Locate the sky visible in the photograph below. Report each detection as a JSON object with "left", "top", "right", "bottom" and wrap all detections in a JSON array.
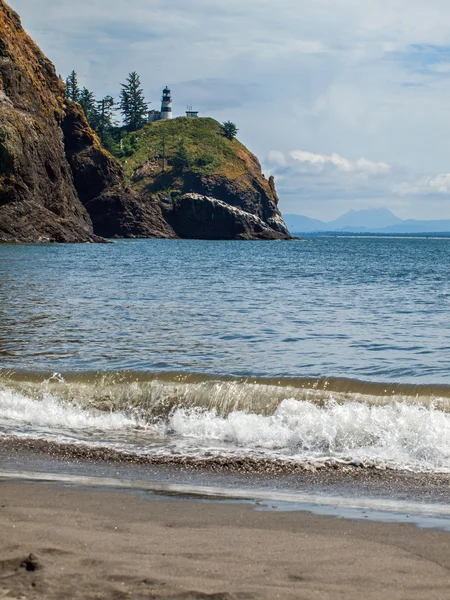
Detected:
[{"left": 9, "top": 0, "right": 450, "bottom": 220}]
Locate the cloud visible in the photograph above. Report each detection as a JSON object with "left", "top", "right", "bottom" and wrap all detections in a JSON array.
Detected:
[
  {"left": 394, "top": 174, "right": 450, "bottom": 195},
  {"left": 264, "top": 148, "right": 450, "bottom": 219},
  {"left": 289, "top": 150, "right": 391, "bottom": 175},
  {"left": 267, "top": 151, "right": 287, "bottom": 167}
]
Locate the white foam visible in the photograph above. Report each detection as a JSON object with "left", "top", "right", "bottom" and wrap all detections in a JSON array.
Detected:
[
  {"left": 1, "top": 385, "right": 449, "bottom": 473},
  {"left": 166, "top": 399, "right": 450, "bottom": 472},
  {"left": 0, "top": 386, "right": 140, "bottom": 431}
]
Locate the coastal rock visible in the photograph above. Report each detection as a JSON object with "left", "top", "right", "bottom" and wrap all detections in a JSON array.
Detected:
[
  {"left": 165, "top": 193, "right": 291, "bottom": 240},
  {"left": 86, "top": 189, "right": 176, "bottom": 239},
  {"left": 168, "top": 147, "right": 291, "bottom": 239},
  {"left": 0, "top": 0, "right": 171, "bottom": 243},
  {"left": 125, "top": 117, "right": 293, "bottom": 240},
  {"left": 61, "top": 101, "right": 176, "bottom": 239},
  {"left": 0, "top": 1, "right": 98, "bottom": 242}
]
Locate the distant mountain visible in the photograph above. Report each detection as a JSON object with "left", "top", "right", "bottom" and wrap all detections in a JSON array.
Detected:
[
  {"left": 329, "top": 208, "right": 402, "bottom": 230},
  {"left": 379, "top": 220, "right": 450, "bottom": 234},
  {"left": 281, "top": 214, "right": 326, "bottom": 233},
  {"left": 283, "top": 208, "right": 450, "bottom": 234}
]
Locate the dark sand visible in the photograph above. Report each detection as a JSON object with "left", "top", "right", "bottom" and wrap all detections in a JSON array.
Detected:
[
  {"left": 2, "top": 436, "right": 450, "bottom": 505},
  {"left": 0, "top": 481, "right": 449, "bottom": 599}
]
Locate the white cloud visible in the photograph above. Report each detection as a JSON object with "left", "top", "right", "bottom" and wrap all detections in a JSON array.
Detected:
[
  {"left": 355, "top": 157, "right": 391, "bottom": 175},
  {"left": 267, "top": 151, "right": 287, "bottom": 167},
  {"left": 289, "top": 150, "right": 390, "bottom": 175},
  {"left": 394, "top": 174, "right": 450, "bottom": 195}
]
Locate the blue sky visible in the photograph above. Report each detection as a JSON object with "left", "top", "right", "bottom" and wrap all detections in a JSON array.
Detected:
[{"left": 10, "top": 0, "right": 450, "bottom": 219}]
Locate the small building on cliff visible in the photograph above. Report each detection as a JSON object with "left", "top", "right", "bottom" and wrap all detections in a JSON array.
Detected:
[{"left": 148, "top": 87, "right": 199, "bottom": 122}]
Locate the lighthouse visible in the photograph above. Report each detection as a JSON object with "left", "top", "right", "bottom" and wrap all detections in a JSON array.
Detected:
[{"left": 160, "top": 86, "right": 173, "bottom": 120}]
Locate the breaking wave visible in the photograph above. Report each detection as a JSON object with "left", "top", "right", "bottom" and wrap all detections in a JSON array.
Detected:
[{"left": 0, "top": 371, "right": 449, "bottom": 473}]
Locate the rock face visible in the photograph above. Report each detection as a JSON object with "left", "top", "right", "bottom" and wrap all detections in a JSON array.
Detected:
[
  {"left": 122, "top": 117, "right": 292, "bottom": 240},
  {"left": 166, "top": 193, "right": 290, "bottom": 240},
  {"left": 61, "top": 103, "right": 174, "bottom": 239},
  {"left": 163, "top": 157, "right": 291, "bottom": 240},
  {"left": 0, "top": 0, "right": 172, "bottom": 243},
  {"left": 0, "top": 1, "right": 96, "bottom": 242}
]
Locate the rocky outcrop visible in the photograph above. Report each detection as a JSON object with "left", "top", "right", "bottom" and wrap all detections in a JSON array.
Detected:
[
  {"left": 175, "top": 164, "right": 287, "bottom": 230},
  {"left": 86, "top": 189, "right": 176, "bottom": 239},
  {"left": 61, "top": 102, "right": 175, "bottom": 239},
  {"left": 0, "top": 0, "right": 172, "bottom": 243},
  {"left": 123, "top": 117, "right": 293, "bottom": 240},
  {"left": 166, "top": 171, "right": 291, "bottom": 240},
  {"left": 0, "top": 1, "right": 98, "bottom": 242},
  {"left": 164, "top": 193, "right": 290, "bottom": 240}
]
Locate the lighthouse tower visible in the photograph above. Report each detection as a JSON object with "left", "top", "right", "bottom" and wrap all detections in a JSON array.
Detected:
[{"left": 160, "top": 86, "right": 173, "bottom": 120}]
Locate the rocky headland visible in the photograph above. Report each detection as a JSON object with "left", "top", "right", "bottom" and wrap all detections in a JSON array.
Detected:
[{"left": 0, "top": 0, "right": 291, "bottom": 242}]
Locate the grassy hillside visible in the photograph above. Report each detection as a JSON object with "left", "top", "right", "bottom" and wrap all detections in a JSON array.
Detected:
[{"left": 114, "top": 117, "right": 260, "bottom": 195}]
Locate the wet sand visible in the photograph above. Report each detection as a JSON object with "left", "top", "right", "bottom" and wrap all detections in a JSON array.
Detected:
[
  {"left": 2, "top": 435, "right": 450, "bottom": 505},
  {"left": 0, "top": 480, "right": 449, "bottom": 599}
]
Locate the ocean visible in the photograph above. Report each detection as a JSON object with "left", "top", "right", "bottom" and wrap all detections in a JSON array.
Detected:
[{"left": 1, "top": 238, "right": 449, "bottom": 481}]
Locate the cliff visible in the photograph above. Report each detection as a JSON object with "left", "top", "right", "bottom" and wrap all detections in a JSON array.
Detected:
[
  {"left": 0, "top": 0, "right": 172, "bottom": 243},
  {"left": 118, "top": 117, "right": 291, "bottom": 240},
  {"left": 0, "top": 0, "right": 291, "bottom": 242}
]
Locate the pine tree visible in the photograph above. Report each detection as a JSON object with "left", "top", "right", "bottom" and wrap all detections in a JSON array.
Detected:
[
  {"left": 119, "top": 72, "right": 148, "bottom": 130},
  {"left": 94, "top": 96, "right": 116, "bottom": 150},
  {"left": 65, "top": 70, "right": 80, "bottom": 103},
  {"left": 95, "top": 96, "right": 115, "bottom": 134},
  {"left": 79, "top": 88, "right": 98, "bottom": 125},
  {"left": 221, "top": 121, "right": 238, "bottom": 140}
]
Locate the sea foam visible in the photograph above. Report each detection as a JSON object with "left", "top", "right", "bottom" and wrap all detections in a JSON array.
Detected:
[
  {"left": 166, "top": 398, "right": 450, "bottom": 472},
  {"left": 0, "top": 386, "right": 140, "bottom": 431},
  {"left": 1, "top": 384, "right": 449, "bottom": 473}
]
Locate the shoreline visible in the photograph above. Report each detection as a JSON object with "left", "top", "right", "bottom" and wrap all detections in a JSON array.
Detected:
[
  {"left": 2, "top": 435, "right": 450, "bottom": 490},
  {"left": 1, "top": 480, "right": 449, "bottom": 599},
  {"left": 1, "top": 436, "right": 450, "bottom": 527},
  {"left": 2, "top": 469, "right": 450, "bottom": 532}
]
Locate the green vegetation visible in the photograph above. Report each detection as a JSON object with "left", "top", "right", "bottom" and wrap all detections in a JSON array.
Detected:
[
  {"left": 221, "top": 120, "right": 239, "bottom": 140},
  {"left": 113, "top": 117, "right": 249, "bottom": 196},
  {"left": 119, "top": 72, "right": 148, "bottom": 131},
  {"left": 94, "top": 95, "right": 117, "bottom": 151},
  {"left": 62, "top": 71, "right": 246, "bottom": 194},
  {"left": 64, "top": 70, "right": 148, "bottom": 150},
  {"left": 65, "top": 70, "right": 80, "bottom": 103},
  {"left": 79, "top": 88, "right": 97, "bottom": 123}
]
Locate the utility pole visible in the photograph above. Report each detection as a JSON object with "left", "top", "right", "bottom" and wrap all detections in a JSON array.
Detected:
[{"left": 161, "top": 130, "right": 166, "bottom": 173}]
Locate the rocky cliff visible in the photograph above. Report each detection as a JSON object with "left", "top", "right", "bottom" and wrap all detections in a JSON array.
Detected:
[
  {"left": 0, "top": 0, "right": 173, "bottom": 243},
  {"left": 119, "top": 117, "right": 291, "bottom": 240},
  {"left": 0, "top": 0, "right": 291, "bottom": 242}
]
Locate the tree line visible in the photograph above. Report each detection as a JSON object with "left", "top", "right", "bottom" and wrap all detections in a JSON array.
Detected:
[
  {"left": 64, "top": 70, "right": 149, "bottom": 150},
  {"left": 64, "top": 70, "right": 239, "bottom": 155}
]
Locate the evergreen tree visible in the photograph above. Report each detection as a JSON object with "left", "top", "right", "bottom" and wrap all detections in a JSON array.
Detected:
[
  {"left": 79, "top": 87, "right": 98, "bottom": 125},
  {"left": 65, "top": 70, "right": 80, "bottom": 103},
  {"left": 95, "top": 96, "right": 115, "bottom": 134},
  {"left": 221, "top": 121, "right": 238, "bottom": 140},
  {"left": 119, "top": 72, "right": 148, "bottom": 130},
  {"left": 95, "top": 95, "right": 116, "bottom": 150}
]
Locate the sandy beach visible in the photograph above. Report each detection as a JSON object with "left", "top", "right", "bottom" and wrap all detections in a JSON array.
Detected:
[{"left": 0, "top": 480, "right": 449, "bottom": 599}]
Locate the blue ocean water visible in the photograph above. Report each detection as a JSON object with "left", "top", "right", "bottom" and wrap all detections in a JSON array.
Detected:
[{"left": 1, "top": 237, "right": 450, "bottom": 382}]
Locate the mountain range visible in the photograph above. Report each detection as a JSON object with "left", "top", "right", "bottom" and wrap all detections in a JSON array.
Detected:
[{"left": 283, "top": 208, "right": 450, "bottom": 234}]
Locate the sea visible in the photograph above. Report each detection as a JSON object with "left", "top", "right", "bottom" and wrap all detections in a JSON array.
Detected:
[{"left": 1, "top": 237, "right": 450, "bottom": 520}]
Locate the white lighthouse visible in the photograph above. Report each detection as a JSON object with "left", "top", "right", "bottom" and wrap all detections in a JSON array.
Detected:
[{"left": 160, "top": 86, "right": 173, "bottom": 120}]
